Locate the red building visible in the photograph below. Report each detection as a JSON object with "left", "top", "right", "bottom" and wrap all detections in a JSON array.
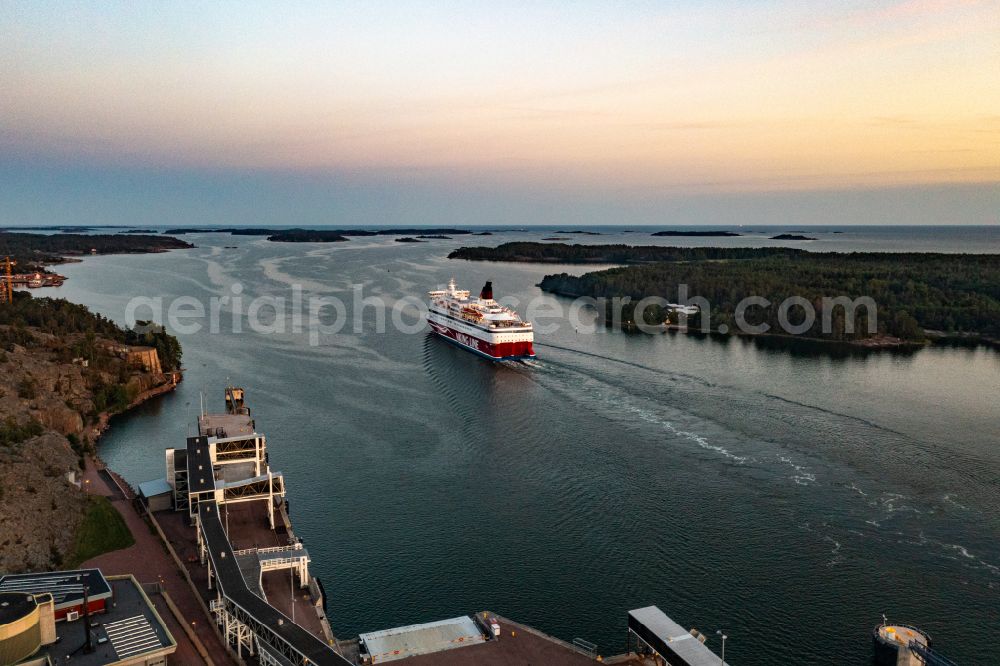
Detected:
[{"left": 0, "top": 568, "right": 112, "bottom": 621}]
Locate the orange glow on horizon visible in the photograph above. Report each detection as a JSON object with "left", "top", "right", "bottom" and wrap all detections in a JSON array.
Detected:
[{"left": 1, "top": 0, "right": 997, "bottom": 194}]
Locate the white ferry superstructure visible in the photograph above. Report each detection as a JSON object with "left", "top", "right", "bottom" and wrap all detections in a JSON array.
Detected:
[{"left": 426, "top": 279, "right": 535, "bottom": 360}]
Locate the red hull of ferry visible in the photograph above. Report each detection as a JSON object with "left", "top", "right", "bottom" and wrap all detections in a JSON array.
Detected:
[{"left": 428, "top": 320, "right": 535, "bottom": 360}]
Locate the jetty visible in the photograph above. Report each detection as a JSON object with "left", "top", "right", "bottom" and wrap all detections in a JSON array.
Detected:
[{"left": 126, "top": 386, "right": 731, "bottom": 665}]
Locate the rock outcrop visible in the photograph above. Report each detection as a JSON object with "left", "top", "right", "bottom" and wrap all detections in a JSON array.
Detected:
[{"left": 0, "top": 325, "right": 179, "bottom": 572}]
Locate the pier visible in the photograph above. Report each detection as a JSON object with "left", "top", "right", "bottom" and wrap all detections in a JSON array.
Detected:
[{"left": 135, "top": 386, "right": 730, "bottom": 665}]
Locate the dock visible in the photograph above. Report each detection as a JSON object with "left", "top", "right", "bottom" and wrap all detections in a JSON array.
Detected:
[{"left": 132, "top": 386, "right": 729, "bottom": 665}]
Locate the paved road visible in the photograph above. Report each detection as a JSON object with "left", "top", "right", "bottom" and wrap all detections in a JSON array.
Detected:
[{"left": 81, "top": 459, "right": 237, "bottom": 666}]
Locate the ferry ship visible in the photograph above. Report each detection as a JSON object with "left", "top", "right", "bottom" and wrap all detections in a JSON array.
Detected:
[{"left": 427, "top": 279, "right": 535, "bottom": 360}]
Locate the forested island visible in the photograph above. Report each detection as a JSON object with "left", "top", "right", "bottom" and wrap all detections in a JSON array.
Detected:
[
  {"left": 449, "top": 242, "right": 798, "bottom": 264},
  {"left": 0, "top": 232, "right": 193, "bottom": 273},
  {"left": 266, "top": 230, "right": 349, "bottom": 242},
  {"left": 165, "top": 226, "right": 473, "bottom": 237},
  {"left": 161, "top": 227, "right": 220, "bottom": 234},
  {"left": 651, "top": 230, "right": 741, "bottom": 237},
  {"left": 451, "top": 242, "right": 1000, "bottom": 345},
  {"left": 772, "top": 233, "right": 817, "bottom": 241}
]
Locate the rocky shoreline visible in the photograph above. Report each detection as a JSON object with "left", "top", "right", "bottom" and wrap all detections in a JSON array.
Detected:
[
  {"left": 89, "top": 370, "right": 183, "bottom": 443},
  {"left": 0, "top": 321, "right": 183, "bottom": 572}
]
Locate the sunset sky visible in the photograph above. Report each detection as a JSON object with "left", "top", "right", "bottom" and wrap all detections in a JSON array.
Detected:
[{"left": 2, "top": 1, "right": 998, "bottom": 226}]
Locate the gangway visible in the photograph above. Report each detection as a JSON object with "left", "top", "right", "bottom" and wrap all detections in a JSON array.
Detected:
[
  {"left": 627, "top": 606, "right": 729, "bottom": 666},
  {"left": 909, "top": 640, "right": 959, "bottom": 666},
  {"left": 235, "top": 542, "right": 312, "bottom": 595},
  {"left": 199, "top": 501, "right": 349, "bottom": 665}
]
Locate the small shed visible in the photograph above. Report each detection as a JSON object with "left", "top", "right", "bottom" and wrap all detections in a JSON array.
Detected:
[{"left": 137, "top": 477, "right": 173, "bottom": 512}]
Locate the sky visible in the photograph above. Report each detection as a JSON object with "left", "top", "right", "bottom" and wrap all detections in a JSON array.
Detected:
[{"left": 1, "top": 0, "right": 998, "bottom": 226}]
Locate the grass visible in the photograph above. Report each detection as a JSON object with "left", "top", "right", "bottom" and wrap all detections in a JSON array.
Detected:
[{"left": 65, "top": 495, "right": 135, "bottom": 568}]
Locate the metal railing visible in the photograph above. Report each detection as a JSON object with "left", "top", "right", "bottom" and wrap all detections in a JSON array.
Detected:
[
  {"left": 909, "top": 640, "right": 959, "bottom": 666},
  {"left": 234, "top": 542, "right": 303, "bottom": 557},
  {"left": 572, "top": 637, "right": 598, "bottom": 656}
]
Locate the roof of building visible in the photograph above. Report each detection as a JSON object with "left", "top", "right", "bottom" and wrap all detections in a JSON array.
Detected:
[
  {"left": 359, "top": 616, "right": 486, "bottom": 663},
  {"left": 628, "top": 606, "right": 728, "bottom": 666},
  {"left": 199, "top": 411, "right": 255, "bottom": 439},
  {"left": 0, "top": 569, "right": 112, "bottom": 610},
  {"left": 137, "top": 477, "right": 172, "bottom": 498},
  {"left": 0, "top": 591, "right": 36, "bottom": 625},
  {"left": 40, "top": 576, "right": 176, "bottom": 666}
]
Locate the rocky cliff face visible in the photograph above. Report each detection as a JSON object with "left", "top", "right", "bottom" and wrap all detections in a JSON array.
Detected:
[
  {"left": 0, "top": 432, "right": 88, "bottom": 571},
  {"left": 0, "top": 326, "right": 177, "bottom": 572}
]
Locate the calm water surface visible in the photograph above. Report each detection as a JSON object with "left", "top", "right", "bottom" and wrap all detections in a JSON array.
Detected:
[{"left": 39, "top": 227, "right": 1000, "bottom": 664}]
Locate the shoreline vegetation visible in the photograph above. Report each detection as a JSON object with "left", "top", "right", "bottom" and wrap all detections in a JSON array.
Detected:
[
  {"left": 0, "top": 232, "right": 187, "bottom": 572},
  {"left": 0, "top": 293, "right": 184, "bottom": 572},
  {"left": 450, "top": 242, "right": 1000, "bottom": 348}
]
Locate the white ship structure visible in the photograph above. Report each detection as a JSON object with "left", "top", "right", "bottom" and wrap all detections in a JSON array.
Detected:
[{"left": 426, "top": 279, "right": 535, "bottom": 360}]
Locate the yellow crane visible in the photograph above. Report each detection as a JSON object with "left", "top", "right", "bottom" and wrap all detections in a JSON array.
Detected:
[{"left": 1, "top": 256, "right": 14, "bottom": 303}]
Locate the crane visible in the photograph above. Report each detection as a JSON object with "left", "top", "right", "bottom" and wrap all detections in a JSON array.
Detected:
[{"left": 1, "top": 256, "right": 15, "bottom": 303}]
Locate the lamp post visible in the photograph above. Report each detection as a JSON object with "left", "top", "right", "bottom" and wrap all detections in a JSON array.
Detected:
[{"left": 716, "top": 629, "right": 727, "bottom": 664}]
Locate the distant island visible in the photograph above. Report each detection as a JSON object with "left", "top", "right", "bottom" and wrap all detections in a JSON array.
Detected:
[
  {"left": 365, "top": 228, "right": 471, "bottom": 236},
  {"left": 162, "top": 227, "right": 219, "bottom": 234},
  {"left": 0, "top": 232, "right": 193, "bottom": 273},
  {"left": 451, "top": 242, "right": 1000, "bottom": 346},
  {"left": 415, "top": 234, "right": 451, "bottom": 239},
  {"left": 541, "top": 237, "right": 564, "bottom": 241},
  {"left": 395, "top": 237, "right": 425, "bottom": 243},
  {"left": 651, "top": 230, "right": 741, "bottom": 237},
  {"left": 118, "top": 229, "right": 155, "bottom": 234},
  {"left": 2, "top": 225, "right": 112, "bottom": 232},
  {"left": 229, "top": 228, "right": 287, "bottom": 236},
  {"left": 164, "top": 227, "right": 473, "bottom": 237},
  {"left": 266, "top": 230, "right": 349, "bottom": 243},
  {"left": 555, "top": 230, "right": 602, "bottom": 235},
  {"left": 449, "top": 242, "right": 796, "bottom": 264},
  {"left": 772, "top": 233, "right": 817, "bottom": 241}
]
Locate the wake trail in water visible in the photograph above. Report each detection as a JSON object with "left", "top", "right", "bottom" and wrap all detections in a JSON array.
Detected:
[
  {"left": 535, "top": 342, "right": 717, "bottom": 386},
  {"left": 530, "top": 351, "right": 759, "bottom": 467},
  {"left": 544, "top": 340, "right": 999, "bottom": 504},
  {"left": 764, "top": 393, "right": 908, "bottom": 438}
]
